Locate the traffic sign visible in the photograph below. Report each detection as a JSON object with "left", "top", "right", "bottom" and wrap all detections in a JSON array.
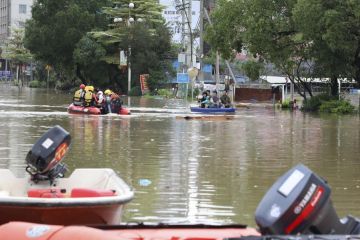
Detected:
[{"left": 177, "top": 73, "right": 189, "bottom": 83}]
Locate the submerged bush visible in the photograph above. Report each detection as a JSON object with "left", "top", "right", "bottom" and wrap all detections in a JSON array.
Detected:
[
  {"left": 129, "top": 86, "right": 142, "bottom": 96},
  {"left": 302, "top": 93, "right": 334, "bottom": 112},
  {"left": 281, "top": 99, "right": 291, "bottom": 109},
  {"left": 157, "top": 88, "right": 172, "bottom": 97},
  {"left": 319, "top": 100, "right": 355, "bottom": 114},
  {"left": 29, "top": 80, "right": 45, "bottom": 88}
]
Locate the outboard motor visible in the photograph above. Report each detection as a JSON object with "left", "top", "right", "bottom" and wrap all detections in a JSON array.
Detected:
[
  {"left": 255, "top": 164, "right": 360, "bottom": 235},
  {"left": 25, "top": 125, "right": 71, "bottom": 184}
]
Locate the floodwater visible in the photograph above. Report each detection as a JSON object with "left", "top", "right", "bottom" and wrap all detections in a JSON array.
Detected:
[{"left": 0, "top": 83, "right": 359, "bottom": 227}]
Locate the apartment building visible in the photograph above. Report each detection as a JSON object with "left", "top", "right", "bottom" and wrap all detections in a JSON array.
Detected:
[{"left": 0, "top": 0, "right": 33, "bottom": 43}]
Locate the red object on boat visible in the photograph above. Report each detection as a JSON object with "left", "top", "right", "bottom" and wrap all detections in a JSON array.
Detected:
[
  {"left": 67, "top": 104, "right": 101, "bottom": 115},
  {"left": 28, "top": 189, "right": 66, "bottom": 198},
  {"left": 0, "top": 221, "right": 260, "bottom": 240},
  {"left": 67, "top": 104, "right": 130, "bottom": 115},
  {"left": 119, "top": 107, "right": 130, "bottom": 115},
  {"left": 70, "top": 188, "right": 116, "bottom": 198}
]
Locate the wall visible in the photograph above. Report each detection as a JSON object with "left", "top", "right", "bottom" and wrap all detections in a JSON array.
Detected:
[{"left": 235, "top": 87, "right": 281, "bottom": 102}]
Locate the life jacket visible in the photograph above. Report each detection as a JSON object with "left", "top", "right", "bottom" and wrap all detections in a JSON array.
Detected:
[
  {"left": 84, "top": 91, "right": 94, "bottom": 107},
  {"left": 73, "top": 89, "right": 84, "bottom": 106}
]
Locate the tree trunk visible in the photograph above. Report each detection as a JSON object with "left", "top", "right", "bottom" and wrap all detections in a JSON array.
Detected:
[
  {"left": 353, "top": 40, "right": 360, "bottom": 85},
  {"left": 330, "top": 76, "right": 338, "bottom": 97},
  {"left": 76, "top": 64, "right": 86, "bottom": 84}
]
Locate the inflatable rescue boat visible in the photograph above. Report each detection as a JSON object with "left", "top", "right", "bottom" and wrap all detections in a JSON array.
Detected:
[{"left": 67, "top": 103, "right": 130, "bottom": 115}]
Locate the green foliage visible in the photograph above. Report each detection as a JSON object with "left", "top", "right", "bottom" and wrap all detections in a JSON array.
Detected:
[
  {"left": 129, "top": 86, "right": 142, "bottom": 96},
  {"left": 302, "top": 93, "right": 339, "bottom": 112},
  {"left": 24, "top": 0, "right": 172, "bottom": 92},
  {"left": 319, "top": 100, "right": 355, "bottom": 114},
  {"left": 156, "top": 89, "right": 172, "bottom": 97},
  {"left": 293, "top": 0, "right": 357, "bottom": 88},
  {"left": 73, "top": 34, "right": 109, "bottom": 86},
  {"left": 3, "top": 28, "right": 33, "bottom": 65},
  {"left": 204, "top": 0, "right": 244, "bottom": 60},
  {"left": 28, "top": 80, "right": 45, "bottom": 88},
  {"left": 281, "top": 100, "right": 291, "bottom": 109},
  {"left": 91, "top": 1, "right": 172, "bottom": 93},
  {"left": 147, "top": 68, "right": 167, "bottom": 91},
  {"left": 13, "top": 79, "right": 21, "bottom": 86},
  {"left": 193, "top": 88, "right": 200, "bottom": 98},
  {"left": 240, "top": 60, "right": 264, "bottom": 81},
  {"left": 205, "top": 0, "right": 360, "bottom": 99},
  {"left": 24, "top": 0, "right": 110, "bottom": 83},
  {"left": 73, "top": 35, "right": 106, "bottom": 67}
]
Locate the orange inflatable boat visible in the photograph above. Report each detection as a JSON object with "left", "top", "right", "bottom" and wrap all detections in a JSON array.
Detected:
[{"left": 0, "top": 221, "right": 260, "bottom": 240}]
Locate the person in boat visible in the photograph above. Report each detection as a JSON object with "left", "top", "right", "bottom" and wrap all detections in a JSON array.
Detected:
[
  {"left": 83, "top": 86, "right": 97, "bottom": 107},
  {"left": 73, "top": 84, "right": 86, "bottom": 106},
  {"left": 104, "top": 89, "right": 122, "bottom": 114},
  {"left": 198, "top": 91, "right": 209, "bottom": 108},
  {"left": 95, "top": 90, "right": 104, "bottom": 108},
  {"left": 220, "top": 91, "right": 232, "bottom": 108},
  {"left": 209, "top": 90, "right": 220, "bottom": 108}
]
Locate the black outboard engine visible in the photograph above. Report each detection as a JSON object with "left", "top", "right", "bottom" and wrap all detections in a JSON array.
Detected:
[
  {"left": 255, "top": 164, "right": 360, "bottom": 235},
  {"left": 25, "top": 125, "right": 71, "bottom": 184}
]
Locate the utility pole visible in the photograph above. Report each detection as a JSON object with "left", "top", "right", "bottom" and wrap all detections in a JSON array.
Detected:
[
  {"left": 187, "top": 0, "right": 192, "bottom": 68},
  {"left": 199, "top": 0, "right": 204, "bottom": 82}
]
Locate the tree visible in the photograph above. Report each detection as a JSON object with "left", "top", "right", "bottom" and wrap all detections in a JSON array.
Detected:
[
  {"left": 91, "top": 0, "right": 172, "bottom": 93},
  {"left": 24, "top": 0, "right": 110, "bottom": 87},
  {"left": 206, "top": 0, "right": 360, "bottom": 100},
  {"left": 240, "top": 60, "right": 264, "bottom": 81},
  {"left": 2, "top": 28, "right": 33, "bottom": 85},
  {"left": 73, "top": 35, "right": 109, "bottom": 87},
  {"left": 293, "top": 0, "right": 360, "bottom": 94},
  {"left": 204, "top": 0, "right": 244, "bottom": 60}
]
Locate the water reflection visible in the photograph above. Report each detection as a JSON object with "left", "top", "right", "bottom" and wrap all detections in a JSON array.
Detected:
[{"left": 0, "top": 84, "right": 360, "bottom": 227}]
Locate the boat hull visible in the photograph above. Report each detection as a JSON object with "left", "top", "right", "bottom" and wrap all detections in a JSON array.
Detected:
[
  {"left": 67, "top": 104, "right": 130, "bottom": 115},
  {"left": 0, "top": 168, "right": 134, "bottom": 225},
  {"left": 0, "top": 221, "right": 260, "bottom": 240},
  {"left": 0, "top": 204, "right": 123, "bottom": 225},
  {"left": 190, "top": 107, "right": 236, "bottom": 113}
]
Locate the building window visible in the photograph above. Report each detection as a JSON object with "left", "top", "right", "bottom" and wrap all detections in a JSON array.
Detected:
[{"left": 19, "top": 4, "right": 26, "bottom": 14}]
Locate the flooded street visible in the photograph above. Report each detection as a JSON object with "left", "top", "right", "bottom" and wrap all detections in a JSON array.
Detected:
[{"left": 0, "top": 84, "right": 359, "bottom": 227}]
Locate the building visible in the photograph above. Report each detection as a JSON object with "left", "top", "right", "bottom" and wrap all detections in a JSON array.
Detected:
[
  {"left": 0, "top": 0, "right": 34, "bottom": 43},
  {"left": 159, "top": 0, "right": 200, "bottom": 46}
]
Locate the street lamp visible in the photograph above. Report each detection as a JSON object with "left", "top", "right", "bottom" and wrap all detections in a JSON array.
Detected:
[{"left": 113, "top": 2, "right": 143, "bottom": 104}]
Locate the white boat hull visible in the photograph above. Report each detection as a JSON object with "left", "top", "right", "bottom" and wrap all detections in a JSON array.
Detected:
[{"left": 0, "top": 168, "right": 134, "bottom": 225}]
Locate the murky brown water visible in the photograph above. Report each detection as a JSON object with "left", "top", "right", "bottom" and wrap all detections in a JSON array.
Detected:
[{"left": 0, "top": 83, "right": 359, "bottom": 227}]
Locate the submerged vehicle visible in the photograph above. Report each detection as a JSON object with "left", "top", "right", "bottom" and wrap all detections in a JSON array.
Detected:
[
  {"left": 0, "top": 126, "right": 134, "bottom": 225},
  {"left": 190, "top": 106, "right": 236, "bottom": 113},
  {"left": 67, "top": 103, "right": 130, "bottom": 115}
]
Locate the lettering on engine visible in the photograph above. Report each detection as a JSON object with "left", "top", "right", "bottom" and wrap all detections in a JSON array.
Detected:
[{"left": 294, "top": 183, "right": 316, "bottom": 214}]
